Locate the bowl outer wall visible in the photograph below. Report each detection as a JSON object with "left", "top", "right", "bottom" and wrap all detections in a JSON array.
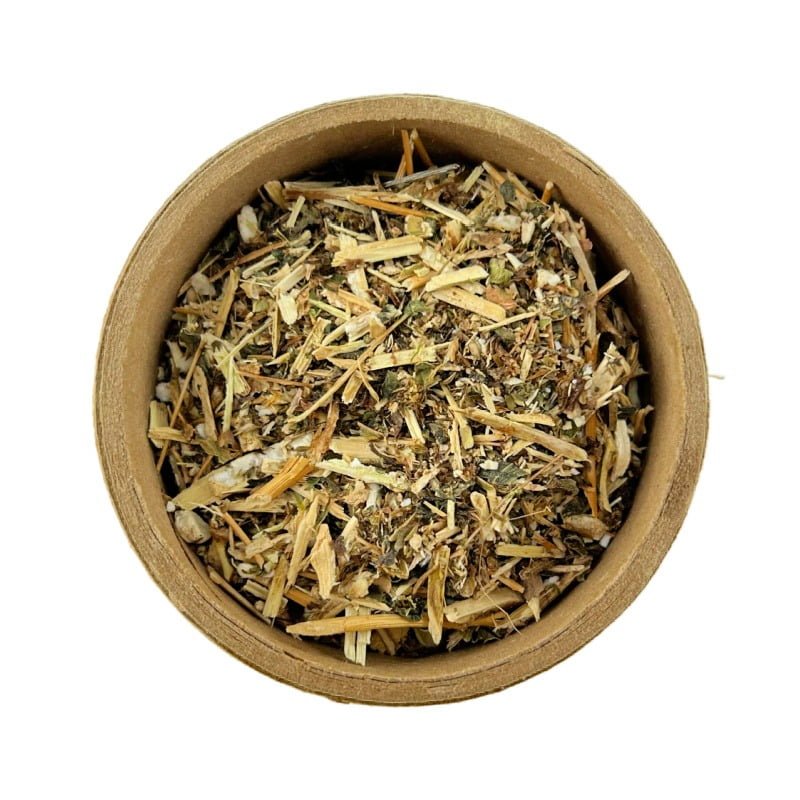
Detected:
[{"left": 94, "top": 95, "right": 708, "bottom": 705}]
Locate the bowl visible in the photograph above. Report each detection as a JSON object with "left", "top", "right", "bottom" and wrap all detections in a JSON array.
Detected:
[{"left": 95, "top": 95, "right": 708, "bottom": 704}]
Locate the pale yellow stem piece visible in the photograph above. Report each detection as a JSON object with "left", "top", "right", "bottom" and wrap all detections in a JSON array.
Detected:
[
  {"left": 263, "top": 555, "right": 288, "bottom": 618},
  {"left": 366, "top": 267, "right": 404, "bottom": 288},
  {"left": 423, "top": 265, "right": 488, "bottom": 293},
  {"left": 148, "top": 426, "right": 187, "bottom": 444},
  {"left": 443, "top": 588, "right": 522, "bottom": 623},
  {"left": 461, "top": 165, "right": 484, "bottom": 193},
  {"left": 449, "top": 419, "right": 463, "bottom": 476},
  {"left": 340, "top": 372, "right": 363, "bottom": 405},
  {"left": 402, "top": 408, "right": 425, "bottom": 444},
  {"left": 287, "top": 613, "right": 428, "bottom": 637},
  {"left": 401, "top": 129, "right": 414, "bottom": 175},
  {"left": 246, "top": 455, "right": 314, "bottom": 504},
  {"left": 496, "top": 574, "right": 527, "bottom": 594},
  {"left": 264, "top": 180, "right": 288, "bottom": 209},
  {"left": 409, "top": 128, "right": 434, "bottom": 168},
  {"left": 287, "top": 498, "right": 320, "bottom": 587},
  {"left": 309, "top": 524, "right": 336, "bottom": 599},
  {"left": 192, "top": 368, "right": 218, "bottom": 440},
  {"left": 219, "top": 508, "right": 263, "bottom": 567},
  {"left": 503, "top": 169, "right": 536, "bottom": 202},
  {"left": 208, "top": 568, "right": 260, "bottom": 614},
  {"left": 329, "top": 437, "right": 381, "bottom": 464},
  {"left": 456, "top": 408, "right": 588, "bottom": 461},
  {"left": 596, "top": 269, "right": 631, "bottom": 301},
  {"left": 347, "top": 194, "right": 429, "bottom": 219},
  {"left": 214, "top": 268, "right": 240, "bottom": 336},
  {"left": 477, "top": 310, "right": 538, "bottom": 332},
  {"left": 479, "top": 384, "right": 497, "bottom": 414},
  {"left": 343, "top": 606, "right": 372, "bottom": 665},
  {"left": 427, "top": 546, "right": 450, "bottom": 645},
  {"left": 285, "top": 194, "right": 306, "bottom": 229},
  {"left": 430, "top": 286, "right": 506, "bottom": 322},
  {"left": 332, "top": 235, "right": 423, "bottom": 266},
  {"left": 420, "top": 198, "right": 474, "bottom": 226},
  {"left": 507, "top": 411, "right": 556, "bottom": 427},
  {"left": 277, "top": 294, "right": 298, "bottom": 325},
  {"left": 367, "top": 346, "right": 437, "bottom": 371},
  {"left": 563, "top": 231, "right": 598, "bottom": 295},
  {"left": 316, "top": 459, "right": 408, "bottom": 492},
  {"left": 480, "top": 160, "right": 507, "bottom": 187},
  {"left": 495, "top": 543, "right": 551, "bottom": 558},
  {"left": 411, "top": 467, "right": 439, "bottom": 495}
]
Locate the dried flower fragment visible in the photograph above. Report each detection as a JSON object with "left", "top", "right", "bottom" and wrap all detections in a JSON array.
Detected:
[
  {"left": 172, "top": 452, "right": 263, "bottom": 510},
  {"left": 562, "top": 515, "right": 610, "bottom": 540},
  {"left": 237, "top": 205, "right": 260, "bottom": 243},
  {"left": 174, "top": 509, "right": 211, "bottom": 544}
]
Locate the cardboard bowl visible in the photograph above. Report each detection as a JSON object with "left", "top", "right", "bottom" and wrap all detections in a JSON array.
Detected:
[{"left": 95, "top": 95, "right": 708, "bottom": 704}]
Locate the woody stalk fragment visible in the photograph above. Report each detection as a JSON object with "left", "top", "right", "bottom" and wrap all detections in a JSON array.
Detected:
[{"left": 150, "top": 129, "right": 652, "bottom": 664}]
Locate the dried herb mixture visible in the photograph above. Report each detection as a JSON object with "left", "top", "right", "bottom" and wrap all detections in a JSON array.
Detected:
[{"left": 150, "top": 130, "right": 652, "bottom": 663}]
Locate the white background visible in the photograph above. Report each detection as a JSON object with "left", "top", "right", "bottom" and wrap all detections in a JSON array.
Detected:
[{"left": 2, "top": 2, "right": 797, "bottom": 798}]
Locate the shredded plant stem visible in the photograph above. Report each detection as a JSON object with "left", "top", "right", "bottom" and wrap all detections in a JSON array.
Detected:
[{"left": 151, "top": 130, "right": 652, "bottom": 664}]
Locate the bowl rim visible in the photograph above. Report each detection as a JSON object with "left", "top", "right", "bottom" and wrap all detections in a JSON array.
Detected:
[{"left": 95, "top": 94, "right": 708, "bottom": 704}]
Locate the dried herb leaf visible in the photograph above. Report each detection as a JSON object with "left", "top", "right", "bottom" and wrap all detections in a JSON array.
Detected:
[{"left": 480, "top": 461, "right": 527, "bottom": 485}]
